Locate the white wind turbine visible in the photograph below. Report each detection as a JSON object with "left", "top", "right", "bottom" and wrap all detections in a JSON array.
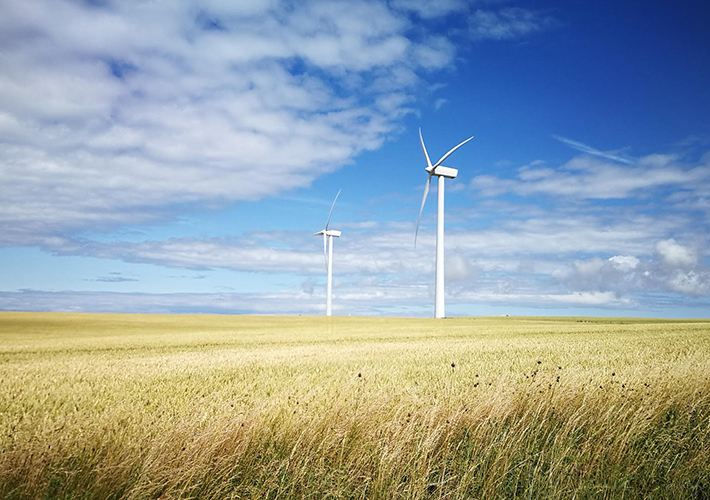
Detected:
[
  {"left": 415, "top": 128, "right": 473, "bottom": 319},
  {"left": 314, "top": 190, "right": 342, "bottom": 316}
]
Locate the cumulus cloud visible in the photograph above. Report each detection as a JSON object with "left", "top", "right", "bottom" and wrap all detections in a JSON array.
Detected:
[
  {"left": 462, "top": 143, "right": 710, "bottom": 310},
  {"left": 553, "top": 240, "right": 709, "bottom": 298},
  {"left": 655, "top": 239, "right": 697, "bottom": 267},
  {"left": 301, "top": 278, "right": 317, "bottom": 295},
  {"left": 608, "top": 255, "right": 640, "bottom": 272},
  {"left": 667, "top": 271, "right": 708, "bottom": 296},
  {"left": 0, "top": 0, "right": 459, "bottom": 246},
  {"left": 0, "top": 0, "right": 563, "bottom": 252},
  {"left": 551, "top": 256, "right": 641, "bottom": 296},
  {"left": 445, "top": 252, "right": 479, "bottom": 282}
]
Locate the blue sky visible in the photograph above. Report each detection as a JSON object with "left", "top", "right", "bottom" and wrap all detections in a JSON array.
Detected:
[{"left": 1, "top": 0, "right": 709, "bottom": 317}]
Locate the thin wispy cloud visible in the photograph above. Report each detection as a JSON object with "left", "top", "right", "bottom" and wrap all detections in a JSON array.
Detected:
[
  {"left": 391, "top": 0, "right": 467, "bottom": 19},
  {"left": 552, "top": 135, "right": 633, "bottom": 164},
  {"left": 468, "top": 8, "right": 556, "bottom": 41},
  {"left": 434, "top": 98, "right": 450, "bottom": 111},
  {"left": 472, "top": 151, "right": 710, "bottom": 200},
  {"left": 89, "top": 276, "right": 139, "bottom": 283}
]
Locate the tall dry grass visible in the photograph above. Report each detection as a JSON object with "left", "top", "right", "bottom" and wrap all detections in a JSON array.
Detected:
[{"left": 0, "top": 313, "right": 708, "bottom": 498}]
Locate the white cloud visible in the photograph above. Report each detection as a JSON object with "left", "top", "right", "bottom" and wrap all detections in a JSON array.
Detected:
[
  {"left": 3, "top": 197, "right": 709, "bottom": 314},
  {"left": 465, "top": 148, "right": 710, "bottom": 305},
  {"left": 2, "top": 2, "right": 708, "bottom": 317},
  {"left": 391, "top": 0, "right": 467, "bottom": 19},
  {"left": 36, "top": 232, "right": 431, "bottom": 277},
  {"left": 471, "top": 152, "right": 710, "bottom": 200},
  {"left": 552, "top": 135, "right": 633, "bottom": 164},
  {"left": 445, "top": 252, "right": 478, "bottom": 281},
  {"left": 0, "top": 285, "right": 632, "bottom": 316},
  {"left": 301, "top": 277, "right": 317, "bottom": 295},
  {"left": 457, "top": 157, "right": 710, "bottom": 306},
  {"left": 23, "top": 198, "right": 708, "bottom": 313},
  {"left": 0, "top": 0, "right": 460, "bottom": 246},
  {"left": 468, "top": 8, "right": 555, "bottom": 41},
  {"left": 667, "top": 271, "right": 708, "bottom": 296},
  {"left": 451, "top": 290, "right": 630, "bottom": 307},
  {"left": 655, "top": 239, "right": 696, "bottom": 267},
  {"left": 552, "top": 241, "right": 709, "bottom": 299},
  {"left": 434, "top": 98, "right": 449, "bottom": 110},
  {"left": 609, "top": 255, "right": 640, "bottom": 272},
  {"left": 411, "top": 36, "right": 456, "bottom": 69},
  {"left": 0, "top": 289, "right": 324, "bottom": 315}
]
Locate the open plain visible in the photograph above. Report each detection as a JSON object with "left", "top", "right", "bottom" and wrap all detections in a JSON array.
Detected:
[{"left": 0, "top": 312, "right": 708, "bottom": 499}]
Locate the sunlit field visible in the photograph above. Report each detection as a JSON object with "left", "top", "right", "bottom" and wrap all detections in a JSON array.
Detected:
[{"left": 1, "top": 313, "right": 708, "bottom": 499}]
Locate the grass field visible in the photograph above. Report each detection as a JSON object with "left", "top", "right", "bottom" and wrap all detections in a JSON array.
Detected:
[{"left": 0, "top": 312, "right": 708, "bottom": 499}]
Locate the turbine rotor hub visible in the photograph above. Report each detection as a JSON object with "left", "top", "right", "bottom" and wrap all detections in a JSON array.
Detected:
[{"left": 425, "top": 165, "right": 459, "bottom": 179}]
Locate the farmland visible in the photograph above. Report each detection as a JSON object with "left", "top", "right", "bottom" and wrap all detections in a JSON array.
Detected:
[{"left": 0, "top": 312, "right": 708, "bottom": 499}]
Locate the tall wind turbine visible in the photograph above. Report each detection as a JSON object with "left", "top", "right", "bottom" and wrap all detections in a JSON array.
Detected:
[
  {"left": 415, "top": 128, "right": 473, "bottom": 318},
  {"left": 314, "top": 190, "right": 342, "bottom": 316}
]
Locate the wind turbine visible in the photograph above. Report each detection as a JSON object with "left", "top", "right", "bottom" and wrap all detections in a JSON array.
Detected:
[
  {"left": 314, "top": 190, "right": 342, "bottom": 316},
  {"left": 415, "top": 128, "right": 473, "bottom": 319}
]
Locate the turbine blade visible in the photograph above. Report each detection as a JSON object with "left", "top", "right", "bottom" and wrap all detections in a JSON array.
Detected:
[
  {"left": 323, "top": 233, "right": 328, "bottom": 272},
  {"left": 419, "top": 128, "right": 432, "bottom": 168},
  {"left": 414, "top": 174, "right": 432, "bottom": 247},
  {"left": 324, "top": 189, "right": 341, "bottom": 230},
  {"left": 432, "top": 135, "right": 474, "bottom": 169}
]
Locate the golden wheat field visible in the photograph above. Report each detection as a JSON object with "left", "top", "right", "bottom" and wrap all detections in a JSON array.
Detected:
[{"left": 0, "top": 312, "right": 708, "bottom": 499}]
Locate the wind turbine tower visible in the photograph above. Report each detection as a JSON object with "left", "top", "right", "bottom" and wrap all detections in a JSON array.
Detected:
[
  {"left": 314, "top": 190, "right": 342, "bottom": 316},
  {"left": 415, "top": 129, "right": 473, "bottom": 318}
]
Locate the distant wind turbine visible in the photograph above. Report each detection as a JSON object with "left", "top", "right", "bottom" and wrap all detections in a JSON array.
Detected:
[
  {"left": 415, "top": 128, "right": 473, "bottom": 319},
  {"left": 314, "top": 190, "right": 342, "bottom": 316}
]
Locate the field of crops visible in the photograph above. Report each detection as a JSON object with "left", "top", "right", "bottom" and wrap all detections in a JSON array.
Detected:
[{"left": 0, "top": 312, "right": 708, "bottom": 499}]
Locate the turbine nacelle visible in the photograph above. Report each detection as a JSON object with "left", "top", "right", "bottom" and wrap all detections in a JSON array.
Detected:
[
  {"left": 314, "top": 190, "right": 342, "bottom": 316},
  {"left": 314, "top": 229, "right": 341, "bottom": 237},
  {"left": 415, "top": 128, "right": 473, "bottom": 246},
  {"left": 425, "top": 165, "right": 458, "bottom": 179}
]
